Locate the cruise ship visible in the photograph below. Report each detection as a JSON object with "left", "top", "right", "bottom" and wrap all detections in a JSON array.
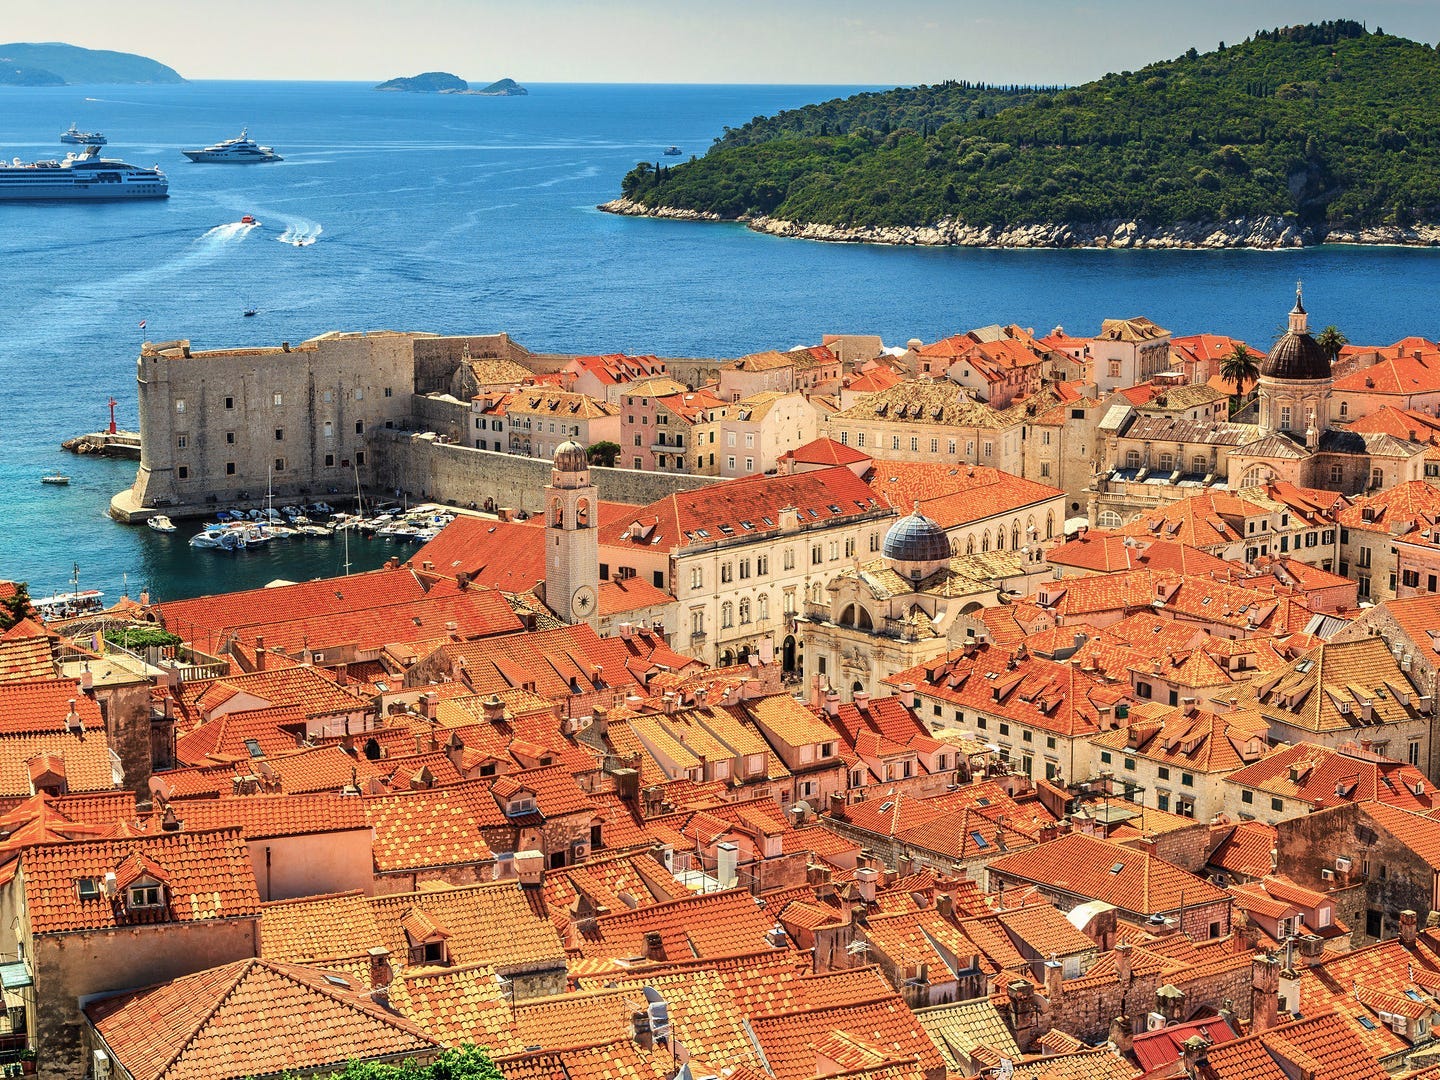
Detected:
[
  {"left": 182, "top": 128, "right": 282, "bottom": 163},
  {"left": 60, "top": 123, "right": 107, "bottom": 146},
  {"left": 0, "top": 146, "right": 168, "bottom": 201}
]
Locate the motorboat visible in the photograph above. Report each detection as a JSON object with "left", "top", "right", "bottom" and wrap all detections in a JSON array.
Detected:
[
  {"left": 243, "top": 308, "right": 258, "bottom": 317},
  {"left": 61, "top": 124, "right": 107, "bottom": 146},
  {"left": 189, "top": 528, "right": 238, "bottom": 550},
  {"left": 183, "top": 129, "right": 283, "bottom": 163},
  {"left": 147, "top": 515, "right": 177, "bottom": 533},
  {"left": 663, "top": 146, "right": 682, "bottom": 156},
  {"left": 241, "top": 214, "right": 258, "bottom": 225},
  {"left": 40, "top": 474, "right": 70, "bottom": 485}
]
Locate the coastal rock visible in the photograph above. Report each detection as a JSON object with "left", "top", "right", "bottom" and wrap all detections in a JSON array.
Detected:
[{"left": 598, "top": 198, "right": 725, "bottom": 222}]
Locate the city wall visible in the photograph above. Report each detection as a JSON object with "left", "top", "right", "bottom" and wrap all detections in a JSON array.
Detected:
[{"left": 370, "top": 431, "right": 717, "bottom": 514}]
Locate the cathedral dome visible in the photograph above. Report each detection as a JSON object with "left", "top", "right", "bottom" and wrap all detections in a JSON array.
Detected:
[
  {"left": 553, "top": 440, "right": 588, "bottom": 472},
  {"left": 883, "top": 508, "right": 951, "bottom": 563},
  {"left": 1260, "top": 289, "right": 1332, "bottom": 382}
]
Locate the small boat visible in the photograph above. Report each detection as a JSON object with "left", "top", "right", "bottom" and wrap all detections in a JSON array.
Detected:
[
  {"left": 240, "top": 214, "right": 258, "bottom": 225},
  {"left": 147, "top": 515, "right": 177, "bottom": 533},
  {"left": 61, "top": 124, "right": 107, "bottom": 146},
  {"left": 40, "top": 475, "right": 70, "bottom": 485},
  {"left": 663, "top": 146, "right": 682, "bottom": 156},
  {"left": 243, "top": 308, "right": 258, "bottom": 317}
]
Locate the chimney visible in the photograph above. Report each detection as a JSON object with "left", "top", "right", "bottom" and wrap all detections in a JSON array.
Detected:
[
  {"left": 1044, "top": 956, "right": 1063, "bottom": 1000},
  {"left": 1180, "top": 1035, "right": 1210, "bottom": 1080},
  {"left": 335, "top": 663, "right": 348, "bottom": 686},
  {"left": 619, "top": 622, "right": 632, "bottom": 639},
  {"left": 367, "top": 946, "right": 393, "bottom": 990},
  {"left": 514, "top": 849, "right": 545, "bottom": 888},
  {"left": 255, "top": 635, "right": 266, "bottom": 671},
  {"left": 810, "top": 672, "right": 824, "bottom": 709},
  {"left": 662, "top": 692, "right": 678, "bottom": 715},
  {"left": 482, "top": 694, "right": 505, "bottom": 722},
  {"left": 824, "top": 690, "right": 841, "bottom": 717},
  {"left": 421, "top": 691, "right": 439, "bottom": 720},
  {"left": 898, "top": 681, "right": 917, "bottom": 709},
  {"left": 829, "top": 792, "right": 848, "bottom": 821},
  {"left": 1402, "top": 909, "right": 1419, "bottom": 946},
  {"left": 853, "top": 690, "right": 871, "bottom": 713},
  {"left": 695, "top": 686, "right": 709, "bottom": 709},
  {"left": 1115, "top": 941, "right": 1132, "bottom": 984},
  {"left": 1108, "top": 1015, "right": 1132, "bottom": 1055},
  {"left": 1251, "top": 954, "right": 1279, "bottom": 1032},
  {"left": 855, "top": 866, "right": 878, "bottom": 903},
  {"left": 715, "top": 842, "right": 739, "bottom": 888},
  {"left": 935, "top": 893, "right": 954, "bottom": 920}
]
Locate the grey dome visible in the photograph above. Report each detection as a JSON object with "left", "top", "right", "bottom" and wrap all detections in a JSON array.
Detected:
[
  {"left": 1261, "top": 332, "right": 1331, "bottom": 381},
  {"left": 883, "top": 510, "right": 951, "bottom": 562},
  {"left": 554, "top": 440, "right": 587, "bottom": 471}
]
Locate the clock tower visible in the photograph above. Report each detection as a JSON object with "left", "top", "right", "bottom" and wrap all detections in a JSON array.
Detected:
[{"left": 545, "top": 440, "right": 600, "bottom": 627}]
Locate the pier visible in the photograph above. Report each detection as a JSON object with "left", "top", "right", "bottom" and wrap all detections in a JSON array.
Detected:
[{"left": 62, "top": 429, "right": 141, "bottom": 459}]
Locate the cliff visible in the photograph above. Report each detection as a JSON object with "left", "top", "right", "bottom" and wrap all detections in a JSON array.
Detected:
[
  {"left": 0, "top": 42, "right": 183, "bottom": 84},
  {"left": 610, "top": 21, "right": 1440, "bottom": 249}
]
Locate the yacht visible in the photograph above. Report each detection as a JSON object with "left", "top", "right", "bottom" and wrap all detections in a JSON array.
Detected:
[
  {"left": 663, "top": 146, "right": 682, "bottom": 156},
  {"left": 0, "top": 146, "right": 168, "bottom": 201},
  {"left": 182, "top": 128, "right": 283, "bottom": 163},
  {"left": 61, "top": 124, "right": 107, "bottom": 146}
]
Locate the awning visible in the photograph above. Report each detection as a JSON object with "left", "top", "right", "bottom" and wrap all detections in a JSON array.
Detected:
[{"left": 0, "top": 963, "right": 32, "bottom": 990}]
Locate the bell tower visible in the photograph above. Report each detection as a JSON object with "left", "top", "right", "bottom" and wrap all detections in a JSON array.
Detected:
[{"left": 545, "top": 441, "right": 600, "bottom": 627}]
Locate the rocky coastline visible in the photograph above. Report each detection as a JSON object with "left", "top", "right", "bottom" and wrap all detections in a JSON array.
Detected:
[{"left": 598, "top": 198, "right": 1440, "bottom": 249}]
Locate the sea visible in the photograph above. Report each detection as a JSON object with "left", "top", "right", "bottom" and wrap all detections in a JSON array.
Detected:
[{"left": 3, "top": 80, "right": 1440, "bottom": 605}]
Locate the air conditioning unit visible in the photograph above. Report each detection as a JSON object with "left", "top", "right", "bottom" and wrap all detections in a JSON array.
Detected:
[
  {"left": 571, "top": 841, "right": 590, "bottom": 861},
  {"left": 1147, "top": 1012, "right": 1166, "bottom": 1031},
  {"left": 1321, "top": 868, "right": 1335, "bottom": 882},
  {"left": 1335, "top": 856, "right": 1353, "bottom": 873},
  {"left": 94, "top": 1051, "right": 112, "bottom": 1080}
]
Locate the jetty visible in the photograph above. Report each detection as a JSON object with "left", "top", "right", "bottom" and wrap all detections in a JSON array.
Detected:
[{"left": 64, "top": 396, "right": 141, "bottom": 459}]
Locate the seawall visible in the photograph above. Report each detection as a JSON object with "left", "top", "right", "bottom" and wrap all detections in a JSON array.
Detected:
[
  {"left": 599, "top": 198, "right": 1440, "bottom": 250},
  {"left": 370, "top": 431, "right": 718, "bottom": 514}
]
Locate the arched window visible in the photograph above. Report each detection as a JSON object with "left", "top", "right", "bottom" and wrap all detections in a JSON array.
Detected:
[
  {"left": 575, "top": 498, "right": 590, "bottom": 528},
  {"left": 550, "top": 499, "right": 564, "bottom": 528},
  {"left": 1158, "top": 452, "right": 1174, "bottom": 472},
  {"left": 1045, "top": 512, "right": 1054, "bottom": 540},
  {"left": 856, "top": 606, "right": 874, "bottom": 630},
  {"left": 966, "top": 536, "right": 976, "bottom": 555},
  {"left": 1011, "top": 524, "right": 1020, "bottom": 550},
  {"left": 721, "top": 602, "right": 734, "bottom": 629},
  {"left": 1098, "top": 510, "right": 1123, "bottom": 528},
  {"left": 1193, "top": 454, "right": 1208, "bottom": 474},
  {"left": 1339, "top": 401, "right": 1349, "bottom": 418},
  {"left": 995, "top": 529, "right": 1004, "bottom": 551},
  {"left": 757, "top": 594, "right": 769, "bottom": 621},
  {"left": 982, "top": 533, "right": 991, "bottom": 553},
  {"left": 739, "top": 598, "right": 751, "bottom": 624}
]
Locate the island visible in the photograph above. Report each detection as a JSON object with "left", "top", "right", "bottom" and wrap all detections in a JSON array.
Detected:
[
  {"left": 604, "top": 20, "right": 1440, "bottom": 249},
  {"left": 375, "top": 72, "right": 527, "bottom": 95},
  {"left": 0, "top": 42, "right": 183, "bottom": 84}
]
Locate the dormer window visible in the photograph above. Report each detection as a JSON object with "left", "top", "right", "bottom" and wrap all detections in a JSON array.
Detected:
[
  {"left": 128, "top": 881, "right": 164, "bottom": 909},
  {"left": 506, "top": 795, "right": 536, "bottom": 816},
  {"left": 820, "top": 742, "right": 835, "bottom": 759}
]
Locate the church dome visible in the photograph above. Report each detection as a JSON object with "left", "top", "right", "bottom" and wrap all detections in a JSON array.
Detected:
[
  {"left": 1260, "top": 289, "right": 1332, "bottom": 381},
  {"left": 553, "top": 440, "right": 588, "bottom": 472},
  {"left": 883, "top": 509, "right": 951, "bottom": 563}
]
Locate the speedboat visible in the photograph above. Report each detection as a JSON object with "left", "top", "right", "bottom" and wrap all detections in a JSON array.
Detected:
[
  {"left": 61, "top": 124, "right": 107, "bottom": 146},
  {"left": 663, "top": 146, "right": 681, "bottom": 156},
  {"left": 189, "top": 528, "right": 237, "bottom": 550},
  {"left": 240, "top": 214, "right": 259, "bottom": 225},
  {"left": 147, "top": 515, "right": 177, "bottom": 533},
  {"left": 183, "top": 129, "right": 283, "bottom": 163},
  {"left": 243, "top": 308, "right": 258, "bottom": 317},
  {"left": 40, "top": 474, "right": 70, "bottom": 485}
]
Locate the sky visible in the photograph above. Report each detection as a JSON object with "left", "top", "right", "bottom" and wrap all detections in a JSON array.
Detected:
[{"left": 9, "top": 0, "right": 1440, "bottom": 84}]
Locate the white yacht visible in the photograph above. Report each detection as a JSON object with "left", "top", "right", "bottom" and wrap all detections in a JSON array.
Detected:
[
  {"left": 146, "top": 514, "right": 177, "bottom": 533},
  {"left": 0, "top": 146, "right": 167, "bottom": 201},
  {"left": 182, "top": 128, "right": 283, "bottom": 163},
  {"left": 60, "top": 123, "right": 107, "bottom": 146}
]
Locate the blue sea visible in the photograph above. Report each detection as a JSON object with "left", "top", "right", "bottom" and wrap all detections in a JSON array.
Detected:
[{"left": 2, "top": 80, "right": 1440, "bottom": 603}]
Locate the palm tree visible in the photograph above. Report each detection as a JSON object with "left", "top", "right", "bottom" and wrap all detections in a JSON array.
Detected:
[
  {"left": 1315, "top": 324, "right": 1348, "bottom": 362},
  {"left": 1220, "top": 343, "right": 1260, "bottom": 416}
]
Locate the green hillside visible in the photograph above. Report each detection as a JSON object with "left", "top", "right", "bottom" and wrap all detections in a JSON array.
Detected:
[
  {"left": 617, "top": 21, "right": 1440, "bottom": 235},
  {"left": 0, "top": 42, "right": 183, "bottom": 84}
]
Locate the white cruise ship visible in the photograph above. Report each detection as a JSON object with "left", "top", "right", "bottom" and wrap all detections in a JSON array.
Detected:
[
  {"left": 0, "top": 146, "right": 168, "bottom": 201},
  {"left": 182, "top": 128, "right": 283, "bottom": 163}
]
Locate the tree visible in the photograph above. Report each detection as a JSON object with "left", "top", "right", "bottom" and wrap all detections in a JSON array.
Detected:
[
  {"left": 281, "top": 1044, "right": 504, "bottom": 1080},
  {"left": 1220, "top": 343, "right": 1260, "bottom": 414},
  {"left": 586, "top": 441, "right": 620, "bottom": 467},
  {"left": 1315, "top": 324, "right": 1348, "bottom": 361},
  {"left": 0, "top": 583, "right": 33, "bottom": 632}
]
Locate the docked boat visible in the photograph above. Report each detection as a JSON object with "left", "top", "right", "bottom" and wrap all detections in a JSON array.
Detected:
[
  {"left": 61, "top": 124, "right": 107, "bottom": 146},
  {"left": 32, "top": 588, "right": 104, "bottom": 619},
  {"left": 40, "top": 474, "right": 70, "bottom": 485},
  {"left": 0, "top": 146, "right": 167, "bottom": 201},
  {"left": 147, "top": 515, "right": 177, "bottom": 532},
  {"left": 189, "top": 528, "right": 239, "bottom": 550},
  {"left": 182, "top": 129, "right": 283, "bottom": 163}
]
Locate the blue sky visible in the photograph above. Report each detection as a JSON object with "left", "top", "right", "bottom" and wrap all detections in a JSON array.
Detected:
[{"left": 10, "top": 1, "right": 1440, "bottom": 83}]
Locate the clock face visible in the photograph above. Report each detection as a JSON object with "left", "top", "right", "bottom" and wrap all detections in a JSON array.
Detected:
[{"left": 572, "top": 585, "right": 596, "bottom": 617}]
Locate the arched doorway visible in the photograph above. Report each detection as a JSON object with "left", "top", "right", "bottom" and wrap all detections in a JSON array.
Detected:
[
  {"left": 719, "top": 649, "right": 735, "bottom": 666},
  {"left": 737, "top": 645, "right": 751, "bottom": 664},
  {"left": 782, "top": 636, "right": 797, "bottom": 673}
]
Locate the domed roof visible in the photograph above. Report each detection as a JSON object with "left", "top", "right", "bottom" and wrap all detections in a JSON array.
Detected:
[
  {"left": 883, "top": 508, "right": 951, "bottom": 563},
  {"left": 553, "top": 440, "right": 588, "bottom": 472},
  {"left": 1260, "top": 288, "right": 1332, "bottom": 382}
]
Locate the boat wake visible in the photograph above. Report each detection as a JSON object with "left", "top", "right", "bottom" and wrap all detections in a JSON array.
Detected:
[
  {"left": 200, "top": 221, "right": 260, "bottom": 243},
  {"left": 276, "top": 221, "right": 322, "bottom": 247}
]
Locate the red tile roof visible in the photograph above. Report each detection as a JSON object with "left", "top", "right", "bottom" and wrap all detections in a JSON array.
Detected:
[
  {"left": 0, "top": 677, "right": 102, "bottom": 734},
  {"left": 865, "top": 462, "right": 1061, "bottom": 529},
  {"left": 20, "top": 827, "right": 260, "bottom": 934},
  {"left": 85, "top": 958, "right": 438, "bottom": 1080},
  {"left": 1208, "top": 821, "right": 1278, "bottom": 880},
  {"left": 1226, "top": 742, "right": 1433, "bottom": 811},
  {"left": 782, "top": 437, "right": 873, "bottom": 467},
  {"left": 363, "top": 787, "right": 495, "bottom": 873}
]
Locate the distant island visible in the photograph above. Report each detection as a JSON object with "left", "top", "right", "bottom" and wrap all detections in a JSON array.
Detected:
[
  {"left": 375, "top": 72, "right": 527, "bottom": 96},
  {"left": 605, "top": 20, "right": 1440, "bottom": 249},
  {"left": 0, "top": 42, "right": 183, "bottom": 85}
]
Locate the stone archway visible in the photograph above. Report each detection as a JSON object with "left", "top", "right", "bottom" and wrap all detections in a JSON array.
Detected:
[{"left": 782, "top": 635, "right": 797, "bottom": 673}]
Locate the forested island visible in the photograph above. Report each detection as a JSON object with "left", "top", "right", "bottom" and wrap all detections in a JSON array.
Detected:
[
  {"left": 605, "top": 21, "right": 1440, "bottom": 248},
  {"left": 0, "top": 42, "right": 183, "bottom": 85},
  {"left": 375, "top": 73, "right": 527, "bottom": 95}
]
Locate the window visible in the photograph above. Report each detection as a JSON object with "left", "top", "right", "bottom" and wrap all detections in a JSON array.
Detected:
[
  {"left": 690, "top": 567, "right": 703, "bottom": 589},
  {"left": 691, "top": 611, "right": 704, "bottom": 636},
  {"left": 355, "top": 388, "right": 364, "bottom": 401},
  {"left": 783, "top": 549, "right": 795, "bottom": 571},
  {"left": 721, "top": 603, "right": 734, "bottom": 628},
  {"left": 721, "top": 563, "right": 733, "bottom": 584},
  {"left": 1158, "top": 452, "right": 1173, "bottom": 472},
  {"left": 177, "top": 465, "right": 189, "bottom": 480},
  {"left": 1100, "top": 751, "right": 1113, "bottom": 765},
  {"left": 1181, "top": 773, "right": 1194, "bottom": 787},
  {"left": 948, "top": 440, "right": 957, "bottom": 454},
  {"left": 1124, "top": 757, "right": 1136, "bottom": 771},
  {"left": 744, "top": 457, "right": 753, "bottom": 472},
  {"left": 910, "top": 437, "right": 919, "bottom": 451},
  {"left": 225, "top": 462, "right": 236, "bottom": 475},
  {"left": 355, "top": 451, "right": 365, "bottom": 466},
  {"left": 999, "top": 723, "right": 1009, "bottom": 736},
  {"left": 354, "top": 420, "right": 364, "bottom": 435},
  {"left": 745, "top": 433, "right": 755, "bottom": 448},
  {"left": 739, "top": 558, "right": 751, "bottom": 580},
  {"left": 275, "top": 428, "right": 284, "bottom": 441},
  {"left": 129, "top": 884, "right": 163, "bottom": 908},
  {"left": 727, "top": 456, "right": 736, "bottom": 470},
  {"left": 757, "top": 555, "right": 769, "bottom": 575},
  {"left": 739, "top": 598, "right": 751, "bottom": 624},
  {"left": 812, "top": 545, "right": 822, "bottom": 565},
  {"left": 857, "top": 433, "right": 865, "bottom": 447},
  {"left": 1126, "top": 450, "right": 1141, "bottom": 469},
  {"left": 930, "top": 439, "right": 939, "bottom": 453},
  {"left": 274, "top": 457, "right": 286, "bottom": 472},
  {"left": 1158, "top": 766, "right": 1170, "bottom": 780},
  {"left": 1280, "top": 406, "right": 1292, "bottom": 431},
  {"left": 1040, "top": 462, "right": 1051, "bottom": 478},
  {"left": 1271, "top": 797, "right": 1284, "bottom": 812},
  {"left": 226, "top": 431, "right": 236, "bottom": 444},
  {"left": 324, "top": 454, "right": 335, "bottom": 467},
  {"left": 1330, "top": 464, "right": 1344, "bottom": 484},
  {"left": 224, "top": 396, "right": 234, "bottom": 410},
  {"left": 273, "top": 392, "right": 283, "bottom": 406},
  {"left": 1242, "top": 790, "right": 1253, "bottom": 804},
  {"left": 1158, "top": 793, "right": 1170, "bottom": 812},
  {"left": 1046, "top": 736, "right": 1056, "bottom": 749}
]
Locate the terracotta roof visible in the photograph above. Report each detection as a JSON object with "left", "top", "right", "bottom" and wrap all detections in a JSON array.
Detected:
[
  {"left": 1246, "top": 637, "right": 1427, "bottom": 736},
  {"left": 1226, "top": 742, "right": 1433, "bottom": 811},
  {"left": 1091, "top": 707, "right": 1270, "bottom": 775},
  {"left": 577, "top": 888, "right": 781, "bottom": 961},
  {"left": 1208, "top": 821, "right": 1278, "bottom": 880},
  {"left": 387, "top": 961, "right": 519, "bottom": 1051},
  {"left": 782, "top": 436, "right": 873, "bottom": 467},
  {"left": 866, "top": 462, "right": 1061, "bottom": 529},
  {"left": 85, "top": 958, "right": 438, "bottom": 1080},
  {"left": 0, "top": 634, "right": 55, "bottom": 684},
  {"left": 259, "top": 891, "right": 385, "bottom": 970},
  {"left": 1203, "top": 1011, "right": 1387, "bottom": 1080},
  {"left": 369, "top": 880, "right": 567, "bottom": 973},
  {"left": 151, "top": 744, "right": 393, "bottom": 800},
  {"left": 0, "top": 677, "right": 102, "bottom": 734},
  {"left": 144, "top": 793, "right": 370, "bottom": 839},
  {"left": 747, "top": 994, "right": 945, "bottom": 1080},
  {"left": 1338, "top": 479, "right": 1440, "bottom": 531},
  {"left": 20, "top": 827, "right": 260, "bottom": 934},
  {"left": 1045, "top": 534, "right": 1232, "bottom": 576},
  {"left": 0, "top": 729, "right": 118, "bottom": 796},
  {"left": 987, "top": 832, "right": 1229, "bottom": 916},
  {"left": 363, "top": 787, "right": 496, "bottom": 873}
]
